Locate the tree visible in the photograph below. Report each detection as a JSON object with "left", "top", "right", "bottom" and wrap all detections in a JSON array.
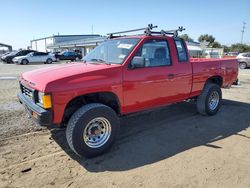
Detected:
[
  {"left": 230, "top": 43, "right": 250, "bottom": 53},
  {"left": 198, "top": 34, "right": 222, "bottom": 48},
  {"left": 211, "top": 41, "right": 222, "bottom": 48},
  {"left": 222, "top": 45, "right": 230, "bottom": 53},
  {"left": 180, "top": 34, "right": 194, "bottom": 42},
  {"left": 198, "top": 34, "right": 215, "bottom": 45}
]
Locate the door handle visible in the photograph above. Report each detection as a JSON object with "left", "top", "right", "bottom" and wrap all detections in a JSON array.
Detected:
[{"left": 167, "top": 74, "right": 175, "bottom": 79}]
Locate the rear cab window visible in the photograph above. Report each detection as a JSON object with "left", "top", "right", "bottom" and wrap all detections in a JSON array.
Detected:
[{"left": 174, "top": 38, "right": 188, "bottom": 62}]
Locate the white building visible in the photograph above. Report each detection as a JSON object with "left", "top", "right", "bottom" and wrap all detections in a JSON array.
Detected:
[
  {"left": 186, "top": 41, "right": 224, "bottom": 58},
  {"left": 47, "top": 36, "right": 106, "bottom": 56},
  {"left": 30, "top": 35, "right": 101, "bottom": 52}
]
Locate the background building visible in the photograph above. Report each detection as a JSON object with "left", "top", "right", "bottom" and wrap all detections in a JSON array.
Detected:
[
  {"left": 47, "top": 36, "right": 106, "bottom": 56},
  {"left": 30, "top": 34, "right": 101, "bottom": 52},
  {"left": 186, "top": 41, "right": 224, "bottom": 58},
  {"left": 0, "top": 43, "right": 12, "bottom": 55}
]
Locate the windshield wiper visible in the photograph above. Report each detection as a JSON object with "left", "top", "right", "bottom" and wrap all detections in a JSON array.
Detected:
[{"left": 88, "top": 59, "right": 111, "bottom": 65}]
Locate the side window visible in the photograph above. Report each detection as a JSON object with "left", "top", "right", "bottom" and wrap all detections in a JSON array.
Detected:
[
  {"left": 16, "top": 52, "right": 22, "bottom": 56},
  {"left": 23, "top": 51, "right": 30, "bottom": 55},
  {"left": 38, "top": 52, "right": 47, "bottom": 56},
  {"left": 135, "top": 40, "right": 171, "bottom": 67},
  {"left": 174, "top": 38, "right": 188, "bottom": 62},
  {"left": 17, "top": 51, "right": 26, "bottom": 56}
]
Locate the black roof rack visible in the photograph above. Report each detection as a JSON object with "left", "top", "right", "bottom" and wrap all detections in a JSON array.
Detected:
[{"left": 107, "top": 24, "right": 185, "bottom": 38}]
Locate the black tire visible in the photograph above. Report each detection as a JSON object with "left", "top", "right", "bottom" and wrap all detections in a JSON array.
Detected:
[
  {"left": 233, "top": 79, "right": 240, "bottom": 86},
  {"left": 196, "top": 83, "right": 222, "bottom": 116},
  {"left": 6, "top": 58, "right": 12, "bottom": 64},
  {"left": 66, "top": 103, "right": 120, "bottom": 158},
  {"left": 46, "top": 58, "right": 53, "bottom": 64},
  {"left": 21, "top": 59, "right": 29, "bottom": 65},
  {"left": 239, "top": 62, "right": 247, "bottom": 69},
  {"left": 75, "top": 57, "right": 80, "bottom": 61}
]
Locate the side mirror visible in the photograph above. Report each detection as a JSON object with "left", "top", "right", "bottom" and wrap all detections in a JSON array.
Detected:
[{"left": 131, "top": 56, "right": 145, "bottom": 69}]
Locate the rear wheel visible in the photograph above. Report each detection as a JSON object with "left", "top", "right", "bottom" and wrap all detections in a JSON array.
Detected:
[
  {"left": 75, "top": 57, "right": 80, "bottom": 61},
  {"left": 46, "top": 58, "right": 53, "bottom": 64},
  {"left": 233, "top": 79, "right": 240, "bottom": 85},
  {"left": 239, "top": 62, "right": 247, "bottom": 69},
  {"left": 66, "top": 103, "right": 120, "bottom": 158},
  {"left": 196, "top": 83, "right": 222, "bottom": 116},
  {"left": 21, "top": 59, "right": 29, "bottom": 65}
]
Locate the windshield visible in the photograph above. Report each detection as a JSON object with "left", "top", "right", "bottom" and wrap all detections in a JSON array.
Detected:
[
  {"left": 83, "top": 38, "right": 140, "bottom": 64},
  {"left": 9, "top": 51, "right": 18, "bottom": 55}
]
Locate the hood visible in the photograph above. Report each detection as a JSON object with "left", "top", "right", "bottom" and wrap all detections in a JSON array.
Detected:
[
  {"left": 13, "top": 55, "right": 26, "bottom": 60},
  {"left": 21, "top": 62, "right": 120, "bottom": 92}
]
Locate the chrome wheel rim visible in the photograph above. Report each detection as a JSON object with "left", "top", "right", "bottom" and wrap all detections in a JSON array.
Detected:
[
  {"left": 83, "top": 117, "right": 111, "bottom": 148},
  {"left": 208, "top": 91, "right": 219, "bottom": 110},
  {"left": 240, "top": 63, "right": 246, "bottom": 69}
]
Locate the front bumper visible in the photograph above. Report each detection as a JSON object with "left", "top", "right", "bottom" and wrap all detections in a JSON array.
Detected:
[
  {"left": 17, "top": 92, "right": 52, "bottom": 126},
  {"left": 12, "top": 59, "right": 19, "bottom": 64}
]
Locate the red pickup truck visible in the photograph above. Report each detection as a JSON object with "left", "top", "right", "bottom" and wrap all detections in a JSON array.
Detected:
[{"left": 18, "top": 26, "right": 238, "bottom": 157}]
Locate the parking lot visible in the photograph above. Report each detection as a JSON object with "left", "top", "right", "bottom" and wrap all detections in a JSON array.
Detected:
[{"left": 0, "top": 61, "right": 249, "bottom": 188}]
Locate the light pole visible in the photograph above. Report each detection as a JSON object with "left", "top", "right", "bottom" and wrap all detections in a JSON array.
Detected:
[{"left": 241, "top": 22, "right": 246, "bottom": 44}]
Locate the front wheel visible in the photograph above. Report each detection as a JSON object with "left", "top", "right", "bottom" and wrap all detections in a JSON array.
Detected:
[
  {"left": 21, "top": 59, "right": 29, "bottom": 65},
  {"left": 66, "top": 103, "right": 120, "bottom": 158},
  {"left": 196, "top": 83, "right": 222, "bottom": 116},
  {"left": 239, "top": 62, "right": 247, "bottom": 69}
]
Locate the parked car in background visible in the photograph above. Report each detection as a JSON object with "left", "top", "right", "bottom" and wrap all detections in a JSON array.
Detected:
[
  {"left": 51, "top": 51, "right": 60, "bottom": 55},
  {"left": 0, "top": 51, "right": 10, "bottom": 58},
  {"left": 237, "top": 52, "right": 250, "bottom": 69},
  {"left": 227, "top": 52, "right": 239, "bottom": 56},
  {"left": 13, "top": 52, "right": 56, "bottom": 65},
  {"left": 2, "top": 50, "right": 36, "bottom": 63},
  {"left": 0, "top": 52, "right": 10, "bottom": 61},
  {"left": 1, "top": 51, "right": 16, "bottom": 62},
  {"left": 55, "top": 51, "right": 82, "bottom": 61}
]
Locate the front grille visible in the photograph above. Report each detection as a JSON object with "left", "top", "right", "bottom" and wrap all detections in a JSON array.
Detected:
[{"left": 21, "top": 84, "right": 33, "bottom": 100}]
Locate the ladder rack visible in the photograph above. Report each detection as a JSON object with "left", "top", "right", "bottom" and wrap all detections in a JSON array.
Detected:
[{"left": 107, "top": 24, "right": 185, "bottom": 38}]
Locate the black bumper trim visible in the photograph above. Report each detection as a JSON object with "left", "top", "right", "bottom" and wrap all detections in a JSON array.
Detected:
[{"left": 17, "top": 92, "right": 52, "bottom": 126}]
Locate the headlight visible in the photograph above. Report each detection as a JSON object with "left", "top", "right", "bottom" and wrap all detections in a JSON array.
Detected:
[{"left": 38, "top": 92, "right": 52, "bottom": 109}]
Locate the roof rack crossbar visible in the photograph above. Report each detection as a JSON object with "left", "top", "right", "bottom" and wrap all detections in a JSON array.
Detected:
[
  {"left": 161, "top": 26, "right": 186, "bottom": 37},
  {"left": 106, "top": 25, "right": 185, "bottom": 38},
  {"left": 107, "top": 24, "right": 157, "bottom": 38}
]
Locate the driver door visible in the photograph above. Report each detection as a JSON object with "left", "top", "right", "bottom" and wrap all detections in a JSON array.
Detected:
[
  {"left": 28, "top": 52, "right": 37, "bottom": 62},
  {"left": 123, "top": 39, "right": 180, "bottom": 113}
]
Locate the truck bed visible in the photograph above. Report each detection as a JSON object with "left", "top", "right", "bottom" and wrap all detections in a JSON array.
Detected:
[{"left": 190, "top": 57, "right": 238, "bottom": 97}]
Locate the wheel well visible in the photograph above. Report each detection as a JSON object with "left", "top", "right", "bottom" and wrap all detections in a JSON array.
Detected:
[
  {"left": 206, "top": 76, "right": 223, "bottom": 87},
  {"left": 62, "top": 92, "right": 121, "bottom": 125}
]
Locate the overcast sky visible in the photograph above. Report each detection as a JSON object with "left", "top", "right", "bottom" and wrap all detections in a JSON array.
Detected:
[{"left": 0, "top": 0, "right": 250, "bottom": 49}]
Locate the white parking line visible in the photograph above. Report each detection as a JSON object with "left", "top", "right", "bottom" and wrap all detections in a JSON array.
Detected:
[{"left": 0, "top": 76, "right": 17, "bottom": 80}]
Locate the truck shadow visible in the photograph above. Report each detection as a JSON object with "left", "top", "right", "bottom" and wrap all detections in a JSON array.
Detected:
[{"left": 50, "top": 99, "right": 250, "bottom": 172}]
